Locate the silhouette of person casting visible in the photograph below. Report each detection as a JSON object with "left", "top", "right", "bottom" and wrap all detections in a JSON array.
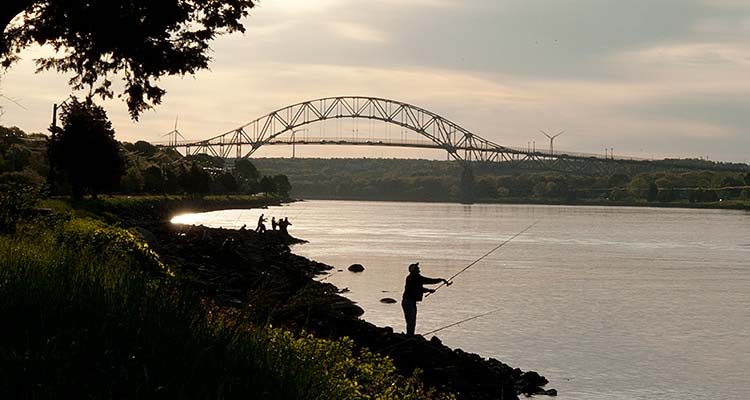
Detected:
[
  {"left": 401, "top": 262, "right": 450, "bottom": 336},
  {"left": 278, "top": 217, "right": 292, "bottom": 235},
  {"left": 256, "top": 213, "right": 267, "bottom": 233}
]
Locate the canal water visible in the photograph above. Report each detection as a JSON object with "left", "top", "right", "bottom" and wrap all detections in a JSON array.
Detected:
[{"left": 172, "top": 200, "right": 750, "bottom": 400}]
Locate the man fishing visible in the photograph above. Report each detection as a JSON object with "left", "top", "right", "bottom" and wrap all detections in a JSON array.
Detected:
[{"left": 402, "top": 262, "right": 451, "bottom": 336}]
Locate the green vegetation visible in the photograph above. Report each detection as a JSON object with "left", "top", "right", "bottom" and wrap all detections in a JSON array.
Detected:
[
  {"left": 0, "top": 125, "right": 292, "bottom": 200},
  {"left": 252, "top": 158, "right": 750, "bottom": 208},
  {"left": 0, "top": 194, "right": 451, "bottom": 399}
]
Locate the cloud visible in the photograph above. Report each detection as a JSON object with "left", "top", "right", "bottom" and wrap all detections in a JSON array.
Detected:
[
  {"left": 621, "top": 42, "right": 750, "bottom": 67},
  {"left": 330, "top": 22, "right": 388, "bottom": 43},
  {"left": 3, "top": 0, "right": 750, "bottom": 162}
]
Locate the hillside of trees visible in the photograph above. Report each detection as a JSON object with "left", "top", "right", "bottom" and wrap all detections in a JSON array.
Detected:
[
  {"left": 0, "top": 125, "right": 291, "bottom": 200},
  {"left": 252, "top": 158, "right": 750, "bottom": 207}
]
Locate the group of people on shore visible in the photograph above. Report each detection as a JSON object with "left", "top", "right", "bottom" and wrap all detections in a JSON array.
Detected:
[{"left": 253, "top": 213, "right": 292, "bottom": 235}]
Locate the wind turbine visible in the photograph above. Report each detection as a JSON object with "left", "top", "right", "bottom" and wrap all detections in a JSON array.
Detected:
[
  {"left": 539, "top": 130, "right": 565, "bottom": 155},
  {"left": 162, "top": 115, "right": 186, "bottom": 146}
]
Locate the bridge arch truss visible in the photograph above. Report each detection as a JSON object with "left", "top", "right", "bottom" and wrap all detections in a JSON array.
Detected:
[{"left": 175, "top": 96, "right": 533, "bottom": 165}]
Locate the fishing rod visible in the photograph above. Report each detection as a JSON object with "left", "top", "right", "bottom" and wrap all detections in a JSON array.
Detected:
[
  {"left": 422, "top": 309, "right": 500, "bottom": 336},
  {"left": 425, "top": 220, "right": 539, "bottom": 298}
]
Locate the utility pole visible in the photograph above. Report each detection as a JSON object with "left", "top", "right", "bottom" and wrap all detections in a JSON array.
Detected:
[
  {"left": 51, "top": 95, "right": 72, "bottom": 128},
  {"left": 540, "top": 130, "right": 565, "bottom": 155}
]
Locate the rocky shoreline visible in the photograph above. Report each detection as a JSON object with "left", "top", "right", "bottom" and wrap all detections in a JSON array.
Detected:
[{"left": 127, "top": 207, "right": 556, "bottom": 399}]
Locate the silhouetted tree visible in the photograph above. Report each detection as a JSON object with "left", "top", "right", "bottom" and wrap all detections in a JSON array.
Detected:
[
  {"left": 4, "top": 143, "right": 30, "bottom": 172},
  {"left": 177, "top": 164, "right": 191, "bottom": 194},
  {"left": 164, "top": 168, "right": 180, "bottom": 194},
  {"left": 235, "top": 158, "right": 259, "bottom": 193},
  {"left": 121, "top": 165, "right": 144, "bottom": 193},
  {"left": 214, "top": 172, "right": 239, "bottom": 194},
  {"left": 235, "top": 158, "right": 259, "bottom": 180},
  {"left": 133, "top": 141, "right": 159, "bottom": 156},
  {"left": 180, "top": 163, "right": 210, "bottom": 198},
  {"left": 48, "top": 98, "right": 125, "bottom": 200},
  {"left": 143, "top": 165, "right": 165, "bottom": 193},
  {"left": 259, "top": 176, "right": 275, "bottom": 194},
  {"left": 271, "top": 174, "right": 291, "bottom": 197},
  {"left": 1, "top": 0, "right": 255, "bottom": 118},
  {"left": 0, "top": 126, "right": 26, "bottom": 138}
]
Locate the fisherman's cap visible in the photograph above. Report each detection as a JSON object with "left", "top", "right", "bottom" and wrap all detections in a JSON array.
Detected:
[{"left": 408, "top": 262, "right": 420, "bottom": 273}]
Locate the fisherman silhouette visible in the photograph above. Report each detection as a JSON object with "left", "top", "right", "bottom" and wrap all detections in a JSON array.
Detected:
[
  {"left": 256, "top": 213, "right": 267, "bottom": 233},
  {"left": 279, "top": 217, "right": 292, "bottom": 235},
  {"left": 401, "top": 262, "right": 450, "bottom": 336},
  {"left": 271, "top": 217, "right": 278, "bottom": 231}
]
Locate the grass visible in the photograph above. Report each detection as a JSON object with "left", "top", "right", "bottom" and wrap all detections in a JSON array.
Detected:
[{"left": 0, "top": 216, "right": 452, "bottom": 399}]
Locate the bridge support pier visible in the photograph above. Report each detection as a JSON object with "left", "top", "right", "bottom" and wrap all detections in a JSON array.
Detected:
[{"left": 459, "top": 165, "right": 475, "bottom": 204}]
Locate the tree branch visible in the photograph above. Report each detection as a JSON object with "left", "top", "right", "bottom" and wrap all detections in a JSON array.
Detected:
[{"left": 0, "top": 0, "right": 30, "bottom": 58}]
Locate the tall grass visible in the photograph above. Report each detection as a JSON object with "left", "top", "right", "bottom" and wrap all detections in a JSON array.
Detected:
[{"left": 0, "top": 219, "right": 452, "bottom": 399}]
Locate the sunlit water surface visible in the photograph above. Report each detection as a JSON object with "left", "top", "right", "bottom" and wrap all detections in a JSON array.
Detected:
[{"left": 172, "top": 200, "right": 750, "bottom": 400}]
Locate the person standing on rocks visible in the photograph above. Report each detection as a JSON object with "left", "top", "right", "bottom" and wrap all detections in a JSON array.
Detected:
[
  {"left": 256, "top": 213, "right": 267, "bottom": 233},
  {"left": 271, "top": 217, "right": 278, "bottom": 231},
  {"left": 402, "top": 262, "right": 450, "bottom": 336},
  {"left": 279, "top": 217, "right": 292, "bottom": 235}
]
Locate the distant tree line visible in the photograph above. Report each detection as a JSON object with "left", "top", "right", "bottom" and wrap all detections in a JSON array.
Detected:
[
  {"left": 252, "top": 158, "right": 750, "bottom": 206},
  {"left": 118, "top": 144, "right": 291, "bottom": 198},
  {"left": 0, "top": 101, "right": 291, "bottom": 202}
]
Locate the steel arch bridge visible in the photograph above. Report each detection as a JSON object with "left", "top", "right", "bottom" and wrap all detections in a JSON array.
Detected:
[{"left": 165, "top": 96, "right": 650, "bottom": 174}]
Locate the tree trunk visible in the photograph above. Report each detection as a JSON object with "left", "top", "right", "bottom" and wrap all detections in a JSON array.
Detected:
[{"left": 0, "top": 0, "right": 32, "bottom": 57}]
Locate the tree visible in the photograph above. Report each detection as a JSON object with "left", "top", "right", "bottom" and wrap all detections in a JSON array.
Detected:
[
  {"left": 214, "top": 171, "right": 238, "bottom": 194},
  {"left": 259, "top": 176, "right": 275, "bottom": 194},
  {"left": 133, "top": 141, "right": 159, "bottom": 156},
  {"left": 235, "top": 158, "right": 259, "bottom": 181},
  {"left": 271, "top": 174, "right": 291, "bottom": 198},
  {"left": 121, "top": 165, "right": 144, "bottom": 193},
  {"left": 180, "top": 163, "right": 210, "bottom": 198},
  {"left": 142, "top": 165, "right": 165, "bottom": 193},
  {"left": 164, "top": 167, "right": 180, "bottom": 194},
  {"left": 1, "top": 0, "right": 255, "bottom": 119},
  {"left": 48, "top": 97, "right": 125, "bottom": 200},
  {"left": 235, "top": 158, "right": 259, "bottom": 193}
]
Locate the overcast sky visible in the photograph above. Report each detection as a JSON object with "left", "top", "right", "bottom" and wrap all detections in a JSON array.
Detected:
[{"left": 2, "top": 0, "right": 749, "bottom": 162}]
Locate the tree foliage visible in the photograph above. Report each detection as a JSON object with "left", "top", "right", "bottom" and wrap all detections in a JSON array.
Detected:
[
  {"left": 1, "top": 0, "right": 255, "bottom": 118},
  {"left": 47, "top": 98, "right": 125, "bottom": 200}
]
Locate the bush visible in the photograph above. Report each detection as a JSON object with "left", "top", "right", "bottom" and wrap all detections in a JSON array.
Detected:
[{"left": 0, "top": 174, "right": 43, "bottom": 233}]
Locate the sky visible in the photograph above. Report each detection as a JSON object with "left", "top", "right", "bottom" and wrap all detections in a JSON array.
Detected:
[{"left": 1, "top": 0, "right": 749, "bottom": 162}]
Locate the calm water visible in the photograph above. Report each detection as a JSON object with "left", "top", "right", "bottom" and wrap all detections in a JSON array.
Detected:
[{"left": 172, "top": 201, "right": 750, "bottom": 399}]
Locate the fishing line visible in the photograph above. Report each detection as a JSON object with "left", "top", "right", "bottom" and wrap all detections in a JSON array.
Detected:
[
  {"left": 422, "top": 309, "right": 500, "bottom": 336},
  {"left": 425, "top": 220, "right": 539, "bottom": 298},
  {"left": 376, "top": 308, "right": 499, "bottom": 354}
]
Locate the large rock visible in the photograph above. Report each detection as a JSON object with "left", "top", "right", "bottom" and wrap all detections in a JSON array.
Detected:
[{"left": 348, "top": 263, "right": 365, "bottom": 272}]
